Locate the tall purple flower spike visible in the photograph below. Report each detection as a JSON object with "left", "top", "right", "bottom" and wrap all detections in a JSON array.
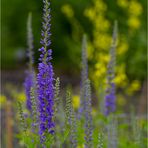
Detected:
[
  {"left": 37, "top": 0, "right": 54, "bottom": 140},
  {"left": 79, "top": 34, "right": 88, "bottom": 119},
  {"left": 24, "top": 13, "right": 34, "bottom": 111},
  {"left": 24, "top": 71, "right": 34, "bottom": 111},
  {"left": 84, "top": 79, "right": 93, "bottom": 148},
  {"left": 105, "top": 21, "right": 118, "bottom": 116}
]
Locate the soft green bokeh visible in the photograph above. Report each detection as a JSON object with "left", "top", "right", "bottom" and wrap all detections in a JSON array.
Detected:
[{"left": 2, "top": 0, "right": 146, "bottom": 75}]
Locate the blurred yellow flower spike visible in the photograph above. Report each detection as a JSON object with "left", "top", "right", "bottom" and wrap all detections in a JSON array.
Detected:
[
  {"left": 128, "top": 17, "right": 140, "bottom": 29},
  {"left": 0, "top": 95, "right": 7, "bottom": 107},
  {"left": 117, "top": 41, "right": 128, "bottom": 55},
  {"left": 86, "top": 0, "right": 107, "bottom": 16},
  {"left": 95, "top": 63, "right": 106, "bottom": 77},
  {"left": 84, "top": 9, "right": 95, "bottom": 21},
  {"left": 93, "top": 34, "right": 111, "bottom": 50},
  {"left": 95, "top": 0, "right": 107, "bottom": 11},
  {"left": 128, "top": 1, "right": 142, "bottom": 16},
  {"left": 15, "top": 92, "right": 26, "bottom": 102},
  {"left": 94, "top": 17, "right": 110, "bottom": 31},
  {"left": 117, "top": 0, "right": 142, "bottom": 30},
  {"left": 98, "top": 54, "right": 110, "bottom": 63},
  {"left": 61, "top": 4, "right": 74, "bottom": 18},
  {"left": 126, "top": 80, "right": 141, "bottom": 95},
  {"left": 114, "top": 73, "right": 127, "bottom": 87},
  {"left": 84, "top": 0, "right": 142, "bottom": 96},
  {"left": 72, "top": 95, "right": 80, "bottom": 109},
  {"left": 117, "top": 0, "right": 129, "bottom": 8},
  {"left": 131, "top": 80, "right": 141, "bottom": 91},
  {"left": 114, "top": 64, "right": 128, "bottom": 87}
]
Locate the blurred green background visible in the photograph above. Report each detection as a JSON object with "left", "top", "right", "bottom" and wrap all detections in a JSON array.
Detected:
[
  {"left": 1, "top": 0, "right": 147, "bottom": 100},
  {"left": 1, "top": 1, "right": 147, "bottom": 147}
]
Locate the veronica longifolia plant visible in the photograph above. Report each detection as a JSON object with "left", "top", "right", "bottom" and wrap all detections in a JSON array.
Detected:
[
  {"left": 107, "top": 116, "right": 118, "bottom": 148},
  {"left": 104, "top": 21, "right": 118, "bottom": 116},
  {"left": 65, "top": 89, "right": 77, "bottom": 147},
  {"left": 79, "top": 34, "right": 88, "bottom": 118},
  {"left": 24, "top": 13, "right": 35, "bottom": 111},
  {"left": 97, "top": 132, "right": 104, "bottom": 148},
  {"left": 84, "top": 79, "right": 93, "bottom": 148},
  {"left": 37, "top": 0, "right": 54, "bottom": 141}
]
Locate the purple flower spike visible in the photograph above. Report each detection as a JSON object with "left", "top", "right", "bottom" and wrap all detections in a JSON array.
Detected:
[
  {"left": 79, "top": 35, "right": 88, "bottom": 119},
  {"left": 37, "top": 0, "right": 55, "bottom": 140},
  {"left": 37, "top": 62, "right": 54, "bottom": 136},
  {"left": 104, "top": 21, "right": 118, "bottom": 116},
  {"left": 24, "top": 72, "right": 34, "bottom": 111},
  {"left": 24, "top": 13, "right": 35, "bottom": 111}
]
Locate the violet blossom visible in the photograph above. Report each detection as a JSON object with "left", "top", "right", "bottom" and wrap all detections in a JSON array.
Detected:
[
  {"left": 105, "top": 21, "right": 118, "bottom": 116},
  {"left": 37, "top": 0, "right": 54, "bottom": 140}
]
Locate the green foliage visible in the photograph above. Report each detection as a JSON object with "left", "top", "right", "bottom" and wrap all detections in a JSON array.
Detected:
[
  {"left": 17, "top": 98, "right": 147, "bottom": 148},
  {"left": 97, "top": 132, "right": 104, "bottom": 148},
  {"left": 17, "top": 101, "right": 27, "bottom": 133}
]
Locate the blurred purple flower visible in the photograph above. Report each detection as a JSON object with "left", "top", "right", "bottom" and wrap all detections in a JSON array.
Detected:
[
  {"left": 24, "top": 72, "right": 34, "bottom": 111},
  {"left": 104, "top": 21, "right": 117, "bottom": 116},
  {"left": 105, "top": 83, "right": 116, "bottom": 115},
  {"left": 24, "top": 13, "right": 35, "bottom": 111},
  {"left": 79, "top": 35, "right": 88, "bottom": 119},
  {"left": 84, "top": 79, "right": 93, "bottom": 148}
]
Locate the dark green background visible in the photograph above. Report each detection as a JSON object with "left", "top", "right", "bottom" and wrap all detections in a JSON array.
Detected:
[{"left": 1, "top": 0, "right": 147, "bottom": 81}]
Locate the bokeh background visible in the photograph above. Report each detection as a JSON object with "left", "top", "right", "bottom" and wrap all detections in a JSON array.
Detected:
[
  {"left": 2, "top": 0, "right": 147, "bottom": 110},
  {"left": 1, "top": 0, "right": 147, "bottom": 146}
]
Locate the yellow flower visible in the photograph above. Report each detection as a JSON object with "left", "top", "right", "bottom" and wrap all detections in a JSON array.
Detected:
[
  {"left": 128, "top": 17, "right": 140, "bottom": 29},
  {"left": 85, "top": 0, "right": 107, "bottom": 20},
  {"left": 15, "top": 92, "right": 26, "bottom": 102},
  {"left": 126, "top": 80, "right": 141, "bottom": 95},
  {"left": 61, "top": 4, "right": 74, "bottom": 18},
  {"left": 128, "top": 1, "right": 142, "bottom": 16},
  {"left": 72, "top": 95, "right": 80, "bottom": 109},
  {"left": 84, "top": 9, "right": 95, "bottom": 20},
  {"left": 0, "top": 95, "right": 7, "bottom": 107},
  {"left": 93, "top": 34, "right": 111, "bottom": 50},
  {"left": 131, "top": 80, "right": 141, "bottom": 91},
  {"left": 94, "top": 18, "right": 110, "bottom": 31},
  {"left": 114, "top": 73, "right": 127, "bottom": 86},
  {"left": 95, "top": 63, "right": 106, "bottom": 77},
  {"left": 114, "top": 65, "right": 127, "bottom": 86},
  {"left": 95, "top": 0, "right": 107, "bottom": 12},
  {"left": 117, "top": 42, "right": 128, "bottom": 55},
  {"left": 117, "top": 0, "right": 128, "bottom": 8},
  {"left": 98, "top": 54, "right": 110, "bottom": 63}
]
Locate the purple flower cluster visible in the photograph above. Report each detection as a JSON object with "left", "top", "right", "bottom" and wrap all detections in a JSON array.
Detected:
[
  {"left": 24, "top": 13, "right": 35, "bottom": 112},
  {"left": 79, "top": 35, "right": 88, "bottom": 118},
  {"left": 37, "top": 0, "right": 54, "bottom": 139},
  {"left": 37, "top": 62, "right": 54, "bottom": 136},
  {"left": 105, "top": 83, "right": 116, "bottom": 115},
  {"left": 104, "top": 21, "right": 117, "bottom": 116},
  {"left": 84, "top": 79, "right": 93, "bottom": 148},
  {"left": 24, "top": 72, "right": 34, "bottom": 111}
]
